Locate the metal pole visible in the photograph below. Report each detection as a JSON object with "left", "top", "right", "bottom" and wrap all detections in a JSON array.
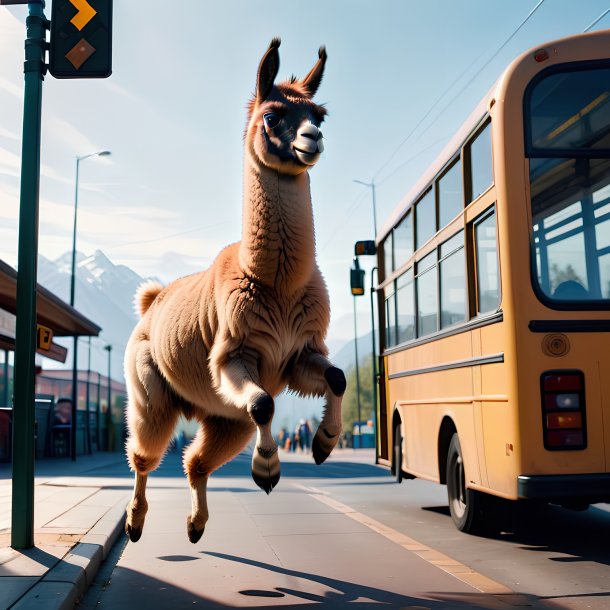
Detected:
[
  {"left": 96, "top": 369, "right": 101, "bottom": 449},
  {"left": 371, "top": 180, "right": 377, "bottom": 237},
  {"left": 352, "top": 295, "right": 362, "bottom": 449},
  {"left": 353, "top": 179, "right": 378, "bottom": 237},
  {"left": 11, "top": 0, "right": 47, "bottom": 550},
  {"left": 105, "top": 345, "right": 112, "bottom": 451},
  {"left": 70, "top": 155, "right": 79, "bottom": 461},
  {"left": 85, "top": 336, "right": 91, "bottom": 453},
  {"left": 2, "top": 350, "right": 9, "bottom": 407},
  {"left": 68, "top": 150, "right": 109, "bottom": 460},
  {"left": 370, "top": 266, "right": 378, "bottom": 446}
]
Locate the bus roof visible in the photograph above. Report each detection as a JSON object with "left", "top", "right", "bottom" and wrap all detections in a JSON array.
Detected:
[{"left": 376, "top": 83, "right": 496, "bottom": 244}]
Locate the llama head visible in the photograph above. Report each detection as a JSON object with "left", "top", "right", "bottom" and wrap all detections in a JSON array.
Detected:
[{"left": 246, "top": 38, "right": 327, "bottom": 176}]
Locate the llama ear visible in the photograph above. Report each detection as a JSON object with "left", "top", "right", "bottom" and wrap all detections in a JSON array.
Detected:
[
  {"left": 301, "top": 46, "right": 327, "bottom": 98},
  {"left": 256, "top": 38, "right": 281, "bottom": 103}
]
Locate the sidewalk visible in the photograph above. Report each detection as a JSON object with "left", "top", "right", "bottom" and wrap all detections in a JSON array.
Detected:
[{"left": 0, "top": 452, "right": 131, "bottom": 610}]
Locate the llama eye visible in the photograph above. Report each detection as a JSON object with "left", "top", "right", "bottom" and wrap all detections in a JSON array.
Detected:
[{"left": 263, "top": 113, "right": 281, "bottom": 129}]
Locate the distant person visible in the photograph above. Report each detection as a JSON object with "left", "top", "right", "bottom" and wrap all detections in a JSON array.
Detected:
[{"left": 299, "top": 419, "right": 312, "bottom": 452}]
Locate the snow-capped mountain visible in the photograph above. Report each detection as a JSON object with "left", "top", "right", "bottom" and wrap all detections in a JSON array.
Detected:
[{"left": 37, "top": 250, "right": 155, "bottom": 382}]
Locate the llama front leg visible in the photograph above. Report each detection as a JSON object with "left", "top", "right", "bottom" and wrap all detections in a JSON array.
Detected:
[
  {"left": 216, "top": 358, "right": 281, "bottom": 493},
  {"left": 287, "top": 350, "right": 346, "bottom": 464}
]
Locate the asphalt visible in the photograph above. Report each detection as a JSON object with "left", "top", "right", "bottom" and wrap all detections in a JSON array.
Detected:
[{"left": 0, "top": 451, "right": 132, "bottom": 610}]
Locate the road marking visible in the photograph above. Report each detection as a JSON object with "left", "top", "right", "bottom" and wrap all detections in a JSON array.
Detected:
[{"left": 309, "top": 493, "right": 530, "bottom": 603}]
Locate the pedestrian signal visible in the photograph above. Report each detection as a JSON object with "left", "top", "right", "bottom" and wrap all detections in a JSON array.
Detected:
[{"left": 49, "top": 0, "right": 113, "bottom": 79}]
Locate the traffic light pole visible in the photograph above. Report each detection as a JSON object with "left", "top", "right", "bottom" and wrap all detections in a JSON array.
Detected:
[{"left": 11, "top": 0, "right": 48, "bottom": 550}]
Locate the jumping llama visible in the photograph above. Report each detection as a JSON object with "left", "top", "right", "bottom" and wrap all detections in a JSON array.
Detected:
[{"left": 124, "top": 39, "right": 346, "bottom": 544}]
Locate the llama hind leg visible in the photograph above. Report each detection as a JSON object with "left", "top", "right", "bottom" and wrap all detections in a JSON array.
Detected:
[
  {"left": 287, "top": 350, "right": 346, "bottom": 464},
  {"left": 184, "top": 415, "right": 254, "bottom": 543},
  {"left": 124, "top": 346, "right": 180, "bottom": 542},
  {"left": 216, "top": 358, "right": 281, "bottom": 493}
]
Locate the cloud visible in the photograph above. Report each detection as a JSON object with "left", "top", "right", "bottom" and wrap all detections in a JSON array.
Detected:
[
  {"left": 0, "top": 126, "right": 18, "bottom": 141},
  {"left": 0, "top": 76, "right": 22, "bottom": 100},
  {"left": 44, "top": 116, "right": 110, "bottom": 160}
]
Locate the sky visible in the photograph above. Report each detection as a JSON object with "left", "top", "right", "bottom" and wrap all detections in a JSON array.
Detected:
[{"left": 2, "top": 0, "right": 610, "bottom": 356}]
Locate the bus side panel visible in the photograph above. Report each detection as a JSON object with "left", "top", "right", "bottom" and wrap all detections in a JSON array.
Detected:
[
  {"left": 388, "top": 332, "right": 479, "bottom": 482},
  {"left": 478, "top": 319, "right": 518, "bottom": 497}
]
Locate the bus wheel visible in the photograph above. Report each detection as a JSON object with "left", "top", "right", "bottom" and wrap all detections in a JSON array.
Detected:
[
  {"left": 446, "top": 433, "right": 485, "bottom": 534},
  {"left": 393, "top": 424, "right": 403, "bottom": 483}
]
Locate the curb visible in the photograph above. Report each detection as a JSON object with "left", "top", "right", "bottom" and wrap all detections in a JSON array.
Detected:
[{"left": 12, "top": 497, "right": 127, "bottom": 610}]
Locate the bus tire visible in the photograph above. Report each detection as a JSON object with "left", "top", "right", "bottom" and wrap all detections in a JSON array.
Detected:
[
  {"left": 393, "top": 423, "right": 403, "bottom": 484},
  {"left": 446, "top": 433, "right": 489, "bottom": 534}
]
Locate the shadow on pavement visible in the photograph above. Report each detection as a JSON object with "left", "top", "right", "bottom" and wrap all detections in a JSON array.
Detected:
[{"left": 89, "top": 549, "right": 552, "bottom": 610}]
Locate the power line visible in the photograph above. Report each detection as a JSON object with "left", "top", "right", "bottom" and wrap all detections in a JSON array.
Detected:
[
  {"left": 374, "top": 0, "right": 546, "bottom": 186},
  {"left": 584, "top": 8, "right": 610, "bottom": 32}
]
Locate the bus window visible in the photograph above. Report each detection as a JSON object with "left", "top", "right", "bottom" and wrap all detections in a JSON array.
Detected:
[
  {"left": 394, "top": 210, "right": 413, "bottom": 269},
  {"left": 474, "top": 210, "right": 499, "bottom": 314},
  {"left": 416, "top": 250, "right": 438, "bottom": 336},
  {"left": 415, "top": 188, "right": 435, "bottom": 249},
  {"left": 438, "top": 159, "right": 463, "bottom": 228},
  {"left": 440, "top": 231, "right": 466, "bottom": 328},
  {"left": 527, "top": 66, "right": 610, "bottom": 153},
  {"left": 383, "top": 231, "right": 394, "bottom": 281},
  {"left": 396, "top": 268, "right": 415, "bottom": 343},
  {"left": 468, "top": 121, "right": 492, "bottom": 202},
  {"left": 385, "top": 282, "right": 397, "bottom": 347}
]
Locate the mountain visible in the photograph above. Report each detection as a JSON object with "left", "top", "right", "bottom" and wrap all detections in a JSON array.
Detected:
[{"left": 37, "top": 250, "right": 152, "bottom": 383}]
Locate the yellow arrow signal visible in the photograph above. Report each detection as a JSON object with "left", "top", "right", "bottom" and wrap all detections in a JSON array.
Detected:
[{"left": 69, "top": 0, "right": 97, "bottom": 31}]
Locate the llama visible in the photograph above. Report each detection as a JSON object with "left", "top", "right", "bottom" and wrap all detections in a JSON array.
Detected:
[{"left": 124, "top": 39, "right": 346, "bottom": 544}]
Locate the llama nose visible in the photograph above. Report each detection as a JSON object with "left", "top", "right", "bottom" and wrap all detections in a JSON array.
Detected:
[{"left": 298, "top": 122, "right": 321, "bottom": 141}]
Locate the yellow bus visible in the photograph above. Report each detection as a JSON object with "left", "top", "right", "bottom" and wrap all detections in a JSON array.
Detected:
[{"left": 375, "top": 30, "right": 610, "bottom": 534}]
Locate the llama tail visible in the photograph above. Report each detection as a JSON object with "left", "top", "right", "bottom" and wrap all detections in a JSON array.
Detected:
[{"left": 133, "top": 280, "right": 164, "bottom": 318}]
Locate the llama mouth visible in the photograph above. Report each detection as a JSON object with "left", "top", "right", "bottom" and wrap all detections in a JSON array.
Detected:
[{"left": 293, "top": 147, "right": 320, "bottom": 166}]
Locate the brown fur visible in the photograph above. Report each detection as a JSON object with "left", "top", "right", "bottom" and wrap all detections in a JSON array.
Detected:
[{"left": 124, "top": 39, "right": 345, "bottom": 544}]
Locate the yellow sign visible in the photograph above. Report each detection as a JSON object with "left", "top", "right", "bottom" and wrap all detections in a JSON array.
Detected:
[
  {"left": 69, "top": 0, "right": 97, "bottom": 31},
  {"left": 36, "top": 325, "right": 53, "bottom": 351}
]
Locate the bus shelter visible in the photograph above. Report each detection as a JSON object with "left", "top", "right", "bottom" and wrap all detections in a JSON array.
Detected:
[{"left": 0, "top": 259, "right": 101, "bottom": 460}]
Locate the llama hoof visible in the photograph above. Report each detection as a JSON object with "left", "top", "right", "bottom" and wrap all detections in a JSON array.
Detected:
[
  {"left": 187, "top": 516, "right": 205, "bottom": 544},
  {"left": 325, "top": 366, "right": 346, "bottom": 397},
  {"left": 125, "top": 522, "right": 143, "bottom": 543},
  {"left": 252, "top": 470, "right": 281, "bottom": 494},
  {"left": 251, "top": 445, "right": 280, "bottom": 494},
  {"left": 312, "top": 427, "right": 339, "bottom": 465}
]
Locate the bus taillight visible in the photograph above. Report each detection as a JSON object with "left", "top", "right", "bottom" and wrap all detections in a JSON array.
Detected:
[{"left": 541, "top": 371, "right": 586, "bottom": 450}]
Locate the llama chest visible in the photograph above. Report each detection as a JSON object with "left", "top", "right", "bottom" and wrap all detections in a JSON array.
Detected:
[{"left": 224, "top": 280, "right": 327, "bottom": 378}]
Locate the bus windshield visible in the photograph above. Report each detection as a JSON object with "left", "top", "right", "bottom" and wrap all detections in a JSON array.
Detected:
[{"left": 526, "top": 63, "right": 610, "bottom": 305}]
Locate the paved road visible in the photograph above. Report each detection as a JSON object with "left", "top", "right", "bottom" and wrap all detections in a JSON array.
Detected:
[{"left": 79, "top": 448, "right": 610, "bottom": 609}]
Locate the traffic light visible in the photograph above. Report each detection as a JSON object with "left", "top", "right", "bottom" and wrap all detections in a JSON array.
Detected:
[
  {"left": 49, "top": 0, "right": 112, "bottom": 79},
  {"left": 350, "top": 258, "right": 365, "bottom": 296}
]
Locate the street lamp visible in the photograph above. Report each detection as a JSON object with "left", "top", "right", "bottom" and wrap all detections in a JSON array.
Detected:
[
  {"left": 70, "top": 150, "right": 111, "bottom": 461},
  {"left": 353, "top": 179, "right": 378, "bottom": 237}
]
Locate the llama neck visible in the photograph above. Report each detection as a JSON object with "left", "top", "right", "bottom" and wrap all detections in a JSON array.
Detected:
[{"left": 239, "top": 164, "right": 316, "bottom": 292}]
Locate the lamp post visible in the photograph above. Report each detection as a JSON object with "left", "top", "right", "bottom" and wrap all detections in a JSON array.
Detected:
[
  {"left": 353, "top": 179, "right": 378, "bottom": 237},
  {"left": 70, "top": 150, "right": 110, "bottom": 461},
  {"left": 104, "top": 344, "right": 112, "bottom": 451}
]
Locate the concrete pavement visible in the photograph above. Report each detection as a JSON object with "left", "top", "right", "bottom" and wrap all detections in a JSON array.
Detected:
[
  {"left": 1, "top": 448, "right": 534, "bottom": 609},
  {"left": 0, "top": 452, "right": 131, "bottom": 610}
]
